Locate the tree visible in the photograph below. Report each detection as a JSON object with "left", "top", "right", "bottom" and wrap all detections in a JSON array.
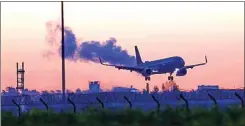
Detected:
[
  {"left": 6, "top": 87, "right": 16, "bottom": 92},
  {"left": 55, "top": 90, "right": 61, "bottom": 93},
  {"left": 50, "top": 90, "right": 55, "bottom": 94},
  {"left": 2, "top": 90, "right": 6, "bottom": 95},
  {"left": 172, "top": 84, "right": 180, "bottom": 91},
  {"left": 75, "top": 88, "right": 81, "bottom": 93},
  {"left": 41, "top": 90, "right": 49, "bottom": 95},
  {"left": 161, "top": 83, "right": 166, "bottom": 91},
  {"left": 153, "top": 85, "right": 159, "bottom": 93},
  {"left": 146, "top": 83, "right": 150, "bottom": 93},
  {"left": 66, "top": 89, "right": 73, "bottom": 93}
]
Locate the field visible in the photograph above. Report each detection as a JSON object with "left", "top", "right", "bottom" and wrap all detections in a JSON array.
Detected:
[{"left": 2, "top": 106, "right": 244, "bottom": 126}]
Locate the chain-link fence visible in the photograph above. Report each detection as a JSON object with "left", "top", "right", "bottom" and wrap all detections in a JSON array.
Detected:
[{"left": 1, "top": 90, "right": 244, "bottom": 116}]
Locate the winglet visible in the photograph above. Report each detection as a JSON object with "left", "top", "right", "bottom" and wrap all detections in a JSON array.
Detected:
[
  {"left": 205, "top": 55, "right": 207, "bottom": 64},
  {"left": 99, "top": 57, "right": 103, "bottom": 65},
  {"left": 98, "top": 57, "right": 111, "bottom": 66}
]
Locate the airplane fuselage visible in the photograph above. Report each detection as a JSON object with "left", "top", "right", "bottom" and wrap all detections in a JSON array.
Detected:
[
  {"left": 99, "top": 45, "right": 207, "bottom": 81},
  {"left": 137, "top": 56, "right": 185, "bottom": 76}
]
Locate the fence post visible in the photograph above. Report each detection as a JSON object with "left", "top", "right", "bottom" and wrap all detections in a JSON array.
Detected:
[
  {"left": 12, "top": 99, "right": 21, "bottom": 118},
  {"left": 235, "top": 93, "right": 244, "bottom": 108},
  {"left": 208, "top": 94, "right": 217, "bottom": 107},
  {"left": 39, "top": 98, "right": 48, "bottom": 111},
  {"left": 152, "top": 95, "right": 160, "bottom": 113},
  {"left": 124, "top": 96, "right": 132, "bottom": 108},
  {"left": 67, "top": 97, "right": 76, "bottom": 113},
  {"left": 96, "top": 97, "right": 104, "bottom": 108},
  {"left": 179, "top": 94, "right": 190, "bottom": 112}
]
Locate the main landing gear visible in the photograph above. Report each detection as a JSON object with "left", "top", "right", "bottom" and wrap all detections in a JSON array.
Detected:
[
  {"left": 168, "top": 72, "right": 174, "bottom": 81},
  {"left": 145, "top": 76, "right": 151, "bottom": 81},
  {"left": 168, "top": 76, "right": 174, "bottom": 81}
]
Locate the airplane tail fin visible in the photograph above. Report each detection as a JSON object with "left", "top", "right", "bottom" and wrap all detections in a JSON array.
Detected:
[{"left": 135, "top": 46, "right": 143, "bottom": 65}]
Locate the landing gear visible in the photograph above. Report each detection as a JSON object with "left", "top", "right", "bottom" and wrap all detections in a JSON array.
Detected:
[
  {"left": 145, "top": 77, "right": 151, "bottom": 81},
  {"left": 168, "top": 76, "right": 174, "bottom": 81},
  {"left": 168, "top": 72, "right": 174, "bottom": 81}
]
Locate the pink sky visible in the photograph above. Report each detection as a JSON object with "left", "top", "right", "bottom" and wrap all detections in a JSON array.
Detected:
[{"left": 1, "top": 2, "right": 244, "bottom": 91}]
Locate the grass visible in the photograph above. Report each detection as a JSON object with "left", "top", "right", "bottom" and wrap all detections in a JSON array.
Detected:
[{"left": 2, "top": 106, "right": 245, "bottom": 126}]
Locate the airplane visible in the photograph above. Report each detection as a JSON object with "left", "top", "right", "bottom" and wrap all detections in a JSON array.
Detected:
[{"left": 99, "top": 46, "right": 207, "bottom": 81}]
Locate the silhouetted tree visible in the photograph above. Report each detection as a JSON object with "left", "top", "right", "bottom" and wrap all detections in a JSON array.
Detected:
[
  {"left": 161, "top": 83, "right": 165, "bottom": 92},
  {"left": 66, "top": 89, "right": 73, "bottom": 93},
  {"left": 153, "top": 85, "right": 159, "bottom": 93},
  {"left": 172, "top": 84, "right": 179, "bottom": 92},
  {"left": 55, "top": 90, "right": 61, "bottom": 93},
  {"left": 41, "top": 90, "right": 49, "bottom": 95},
  {"left": 146, "top": 83, "right": 150, "bottom": 93},
  {"left": 75, "top": 88, "right": 81, "bottom": 93},
  {"left": 6, "top": 87, "right": 16, "bottom": 92}
]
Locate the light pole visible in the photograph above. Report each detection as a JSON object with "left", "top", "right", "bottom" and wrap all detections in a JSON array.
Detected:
[{"left": 61, "top": 1, "right": 66, "bottom": 101}]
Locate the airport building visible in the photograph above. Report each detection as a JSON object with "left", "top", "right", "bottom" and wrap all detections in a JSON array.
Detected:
[
  {"left": 197, "top": 85, "right": 219, "bottom": 91},
  {"left": 112, "top": 87, "right": 140, "bottom": 93},
  {"left": 89, "top": 81, "right": 101, "bottom": 93}
]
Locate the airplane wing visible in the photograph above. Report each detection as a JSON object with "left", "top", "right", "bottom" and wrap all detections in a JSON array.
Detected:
[
  {"left": 151, "top": 71, "right": 167, "bottom": 74},
  {"left": 184, "top": 55, "right": 207, "bottom": 69},
  {"left": 99, "top": 58, "right": 143, "bottom": 72}
]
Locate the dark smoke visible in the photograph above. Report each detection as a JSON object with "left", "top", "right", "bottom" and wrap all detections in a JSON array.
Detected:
[
  {"left": 45, "top": 21, "right": 77, "bottom": 60},
  {"left": 78, "top": 38, "right": 136, "bottom": 65},
  {"left": 58, "top": 28, "right": 78, "bottom": 60},
  {"left": 45, "top": 21, "right": 136, "bottom": 66}
]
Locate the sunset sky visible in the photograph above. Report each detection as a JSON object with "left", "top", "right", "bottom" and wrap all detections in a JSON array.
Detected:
[{"left": 1, "top": 2, "right": 244, "bottom": 91}]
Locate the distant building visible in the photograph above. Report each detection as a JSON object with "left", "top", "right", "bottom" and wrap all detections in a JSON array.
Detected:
[
  {"left": 21, "top": 89, "right": 39, "bottom": 95},
  {"left": 112, "top": 87, "right": 140, "bottom": 93},
  {"left": 89, "top": 81, "right": 101, "bottom": 93},
  {"left": 198, "top": 85, "right": 219, "bottom": 91}
]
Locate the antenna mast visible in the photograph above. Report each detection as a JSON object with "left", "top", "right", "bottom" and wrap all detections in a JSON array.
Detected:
[{"left": 16, "top": 62, "right": 25, "bottom": 92}]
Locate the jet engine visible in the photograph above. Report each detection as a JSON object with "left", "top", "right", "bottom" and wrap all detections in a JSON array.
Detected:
[
  {"left": 176, "top": 68, "right": 187, "bottom": 76},
  {"left": 142, "top": 68, "right": 153, "bottom": 76}
]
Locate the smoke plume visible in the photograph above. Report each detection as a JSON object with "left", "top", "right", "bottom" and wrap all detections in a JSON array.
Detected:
[
  {"left": 59, "top": 28, "right": 78, "bottom": 60},
  {"left": 45, "top": 21, "right": 136, "bottom": 66}
]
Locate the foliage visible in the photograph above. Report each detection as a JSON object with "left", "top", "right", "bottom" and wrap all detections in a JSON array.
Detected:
[{"left": 2, "top": 107, "right": 244, "bottom": 126}]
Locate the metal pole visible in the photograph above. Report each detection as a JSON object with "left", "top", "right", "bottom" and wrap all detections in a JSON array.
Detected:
[
  {"left": 61, "top": 1, "right": 66, "bottom": 101},
  {"left": 16, "top": 62, "right": 18, "bottom": 92},
  {"left": 22, "top": 62, "right": 24, "bottom": 88}
]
